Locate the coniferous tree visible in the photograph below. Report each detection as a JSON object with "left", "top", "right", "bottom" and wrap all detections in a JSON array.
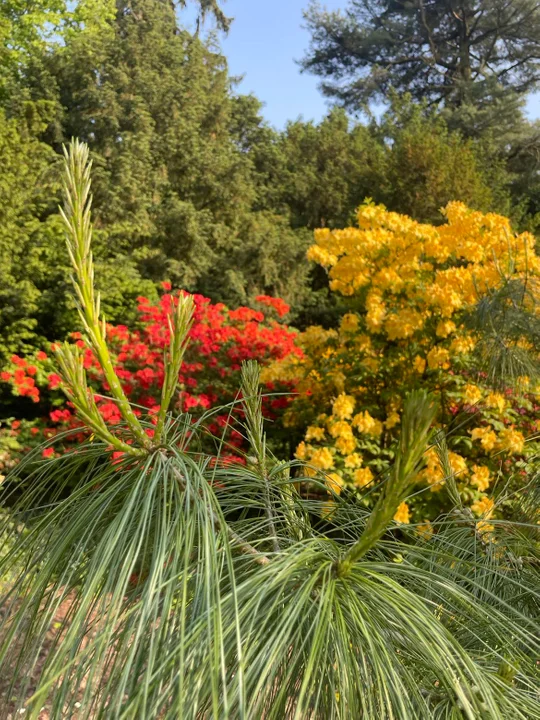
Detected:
[
  {"left": 12, "top": 0, "right": 311, "bottom": 316},
  {"left": 302, "top": 0, "right": 540, "bottom": 138}
]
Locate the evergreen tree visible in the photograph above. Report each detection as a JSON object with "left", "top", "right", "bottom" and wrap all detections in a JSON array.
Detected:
[
  {"left": 0, "top": 104, "right": 60, "bottom": 361},
  {"left": 271, "top": 101, "right": 511, "bottom": 229},
  {"left": 276, "top": 108, "right": 385, "bottom": 229},
  {"left": 302, "top": 1, "right": 540, "bottom": 137},
  {"left": 376, "top": 98, "right": 512, "bottom": 223},
  {"left": 14, "top": 0, "right": 311, "bottom": 317},
  {"left": 0, "top": 101, "right": 158, "bottom": 365}
]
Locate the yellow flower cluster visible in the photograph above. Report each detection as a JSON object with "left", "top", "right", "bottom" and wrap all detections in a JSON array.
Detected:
[
  {"left": 421, "top": 448, "right": 445, "bottom": 492},
  {"left": 471, "top": 465, "right": 491, "bottom": 492},
  {"left": 470, "top": 426, "right": 525, "bottom": 455},
  {"left": 471, "top": 495, "right": 495, "bottom": 518},
  {"left": 498, "top": 428, "right": 525, "bottom": 454},
  {"left": 470, "top": 426, "right": 498, "bottom": 452},
  {"left": 332, "top": 393, "right": 356, "bottom": 420},
  {"left": 309, "top": 201, "right": 538, "bottom": 313},
  {"left": 282, "top": 202, "right": 539, "bottom": 521},
  {"left": 394, "top": 502, "right": 411, "bottom": 524},
  {"left": 354, "top": 467, "right": 374, "bottom": 488},
  {"left": 352, "top": 411, "right": 383, "bottom": 435},
  {"left": 463, "top": 384, "right": 482, "bottom": 405}
]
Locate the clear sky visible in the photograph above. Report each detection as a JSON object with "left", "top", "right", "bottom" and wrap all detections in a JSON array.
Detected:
[{"left": 180, "top": 0, "right": 540, "bottom": 130}]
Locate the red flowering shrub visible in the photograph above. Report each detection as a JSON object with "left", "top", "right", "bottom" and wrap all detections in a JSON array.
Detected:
[{"left": 0, "top": 292, "right": 301, "bottom": 471}]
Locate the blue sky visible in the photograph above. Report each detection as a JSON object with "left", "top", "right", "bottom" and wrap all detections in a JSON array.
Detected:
[{"left": 181, "top": 0, "right": 540, "bottom": 129}]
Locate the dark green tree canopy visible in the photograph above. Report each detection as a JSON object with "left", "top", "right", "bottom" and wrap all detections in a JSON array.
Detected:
[{"left": 302, "top": 1, "right": 540, "bottom": 113}]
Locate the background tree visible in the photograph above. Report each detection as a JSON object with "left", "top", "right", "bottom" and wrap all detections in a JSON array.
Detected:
[
  {"left": 0, "top": 104, "right": 62, "bottom": 361},
  {"left": 273, "top": 99, "right": 511, "bottom": 228},
  {"left": 301, "top": 0, "right": 540, "bottom": 138},
  {"left": 3, "top": 1, "right": 311, "bottom": 334},
  {"left": 276, "top": 108, "right": 384, "bottom": 230},
  {"left": 376, "top": 97, "right": 512, "bottom": 223}
]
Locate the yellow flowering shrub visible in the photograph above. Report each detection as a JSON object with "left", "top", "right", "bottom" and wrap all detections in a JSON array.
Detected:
[{"left": 270, "top": 202, "right": 540, "bottom": 522}]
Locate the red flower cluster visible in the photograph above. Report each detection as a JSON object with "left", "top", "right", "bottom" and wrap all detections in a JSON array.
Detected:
[
  {"left": 1, "top": 292, "right": 302, "bottom": 457},
  {"left": 2, "top": 355, "right": 40, "bottom": 402},
  {"left": 255, "top": 295, "right": 290, "bottom": 318}
]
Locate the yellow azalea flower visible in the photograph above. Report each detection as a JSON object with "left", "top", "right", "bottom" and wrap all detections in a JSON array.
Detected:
[
  {"left": 344, "top": 452, "right": 363, "bottom": 468},
  {"left": 448, "top": 451, "right": 468, "bottom": 477},
  {"left": 305, "top": 425, "right": 326, "bottom": 442},
  {"left": 394, "top": 502, "right": 411, "bottom": 524},
  {"left": 449, "top": 335, "right": 476, "bottom": 354},
  {"left": 498, "top": 428, "right": 525, "bottom": 454},
  {"left": 385, "top": 411, "right": 400, "bottom": 429},
  {"left": 470, "top": 426, "right": 497, "bottom": 452},
  {"left": 335, "top": 435, "right": 357, "bottom": 455},
  {"left": 413, "top": 355, "right": 426, "bottom": 374},
  {"left": 463, "top": 383, "right": 482, "bottom": 405},
  {"left": 306, "top": 244, "right": 337, "bottom": 268},
  {"left": 353, "top": 466, "right": 374, "bottom": 488},
  {"left": 471, "top": 465, "right": 491, "bottom": 492},
  {"left": 310, "top": 447, "right": 334, "bottom": 470},
  {"left": 328, "top": 420, "right": 353, "bottom": 439},
  {"left": 425, "top": 467, "right": 445, "bottom": 492},
  {"left": 471, "top": 495, "right": 495, "bottom": 518},
  {"left": 385, "top": 308, "right": 424, "bottom": 340},
  {"left": 340, "top": 312, "right": 359, "bottom": 333},
  {"left": 332, "top": 393, "right": 356, "bottom": 420},
  {"left": 476, "top": 520, "right": 495, "bottom": 541},
  {"left": 295, "top": 442, "right": 309, "bottom": 461},
  {"left": 421, "top": 447, "right": 445, "bottom": 492},
  {"left": 365, "top": 292, "right": 386, "bottom": 332},
  {"left": 486, "top": 392, "right": 506, "bottom": 413},
  {"left": 300, "top": 325, "right": 337, "bottom": 350},
  {"left": 326, "top": 472, "right": 344, "bottom": 495},
  {"left": 435, "top": 320, "right": 456, "bottom": 338},
  {"left": 352, "top": 411, "right": 382, "bottom": 435},
  {"left": 427, "top": 346, "right": 450, "bottom": 370}
]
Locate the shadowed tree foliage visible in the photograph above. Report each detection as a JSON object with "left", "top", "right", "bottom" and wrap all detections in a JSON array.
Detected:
[{"left": 376, "top": 97, "right": 512, "bottom": 223}]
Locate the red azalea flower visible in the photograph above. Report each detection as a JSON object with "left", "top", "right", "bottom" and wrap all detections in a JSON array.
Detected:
[{"left": 48, "top": 373, "right": 62, "bottom": 389}]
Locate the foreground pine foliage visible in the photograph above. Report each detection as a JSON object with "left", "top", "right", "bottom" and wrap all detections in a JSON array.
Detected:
[{"left": 0, "top": 142, "right": 538, "bottom": 719}]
